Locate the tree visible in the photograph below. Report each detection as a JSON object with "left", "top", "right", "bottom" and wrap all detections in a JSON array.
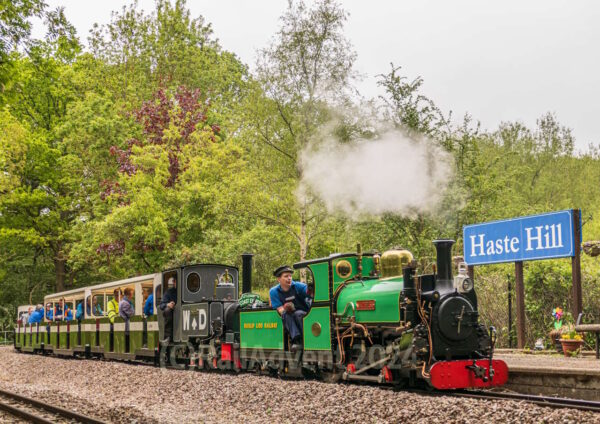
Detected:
[
  {"left": 378, "top": 64, "right": 450, "bottom": 138},
  {"left": 249, "top": 0, "right": 357, "bottom": 261},
  {"left": 0, "top": 12, "right": 86, "bottom": 293},
  {"left": 0, "top": 109, "right": 61, "bottom": 294},
  {"left": 71, "top": 86, "right": 248, "bottom": 277},
  {"left": 88, "top": 0, "right": 248, "bottom": 118},
  {"left": 0, "top": 0, "right": 45, "bottom": 86}
]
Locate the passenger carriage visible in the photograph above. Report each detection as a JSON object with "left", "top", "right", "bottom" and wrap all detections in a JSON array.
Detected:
[
  {"left": 15, "top": 274, "right": 163, "bottom": 360},
  {"left": 14, "top": 305, "right": 34, "bottom": 351}
]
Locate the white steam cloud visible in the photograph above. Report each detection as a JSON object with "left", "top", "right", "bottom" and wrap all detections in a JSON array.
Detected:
[{"left": 299, "top": 130, "right": 454, "bottom": 218}]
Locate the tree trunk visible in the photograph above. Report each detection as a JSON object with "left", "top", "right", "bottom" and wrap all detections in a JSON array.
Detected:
[
  {"left": 299, "top": 209, "right": 308, "bottom": 281},
  {"left": 300, "top": 210, "right": 307, "bottom": 261},
  {"left": 54, "top": 254, "right": 66, "bottom": 293}
]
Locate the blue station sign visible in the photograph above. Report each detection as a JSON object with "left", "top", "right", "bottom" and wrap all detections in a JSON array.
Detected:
[{"left": 463, "top": 210, "right": 579, "bottom": 266}]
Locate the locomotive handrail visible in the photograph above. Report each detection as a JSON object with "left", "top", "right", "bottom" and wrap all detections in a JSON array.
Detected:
[{"left": 333, "top": 301, "right": 356, "bottom": 319}]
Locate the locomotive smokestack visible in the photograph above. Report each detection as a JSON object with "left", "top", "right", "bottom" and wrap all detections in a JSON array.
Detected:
[
  {"left": 241, "top": 253, "right": 253, "bottom": 294},
  {"left": 433, "top": 240, "right": 455, "bottom": 282}
]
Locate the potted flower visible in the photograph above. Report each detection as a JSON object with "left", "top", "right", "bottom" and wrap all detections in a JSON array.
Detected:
[
  {"left": 560, "top": 328, "right": 584, "bottom": 357},
  {"left": 548, "top": 307, "right": 564, "bottom": 353}
]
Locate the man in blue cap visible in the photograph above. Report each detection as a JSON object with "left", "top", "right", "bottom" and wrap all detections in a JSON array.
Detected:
[{"left": 269, "top": 265, "right": 310, "bottom": 352}]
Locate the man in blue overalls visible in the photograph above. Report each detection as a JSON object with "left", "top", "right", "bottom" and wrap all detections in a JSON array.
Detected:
[{"left": 269, "top": 265, "right": 310, "bottom": 352}]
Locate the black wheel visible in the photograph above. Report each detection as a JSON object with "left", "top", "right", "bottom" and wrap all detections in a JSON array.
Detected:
[{"left": 159, "top": 343, "right": 169, "bottom": 368}]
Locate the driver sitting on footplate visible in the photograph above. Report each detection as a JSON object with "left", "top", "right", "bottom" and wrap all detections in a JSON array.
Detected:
[{"left": 269, "top": 265, "right": 310, "bottom": 352}]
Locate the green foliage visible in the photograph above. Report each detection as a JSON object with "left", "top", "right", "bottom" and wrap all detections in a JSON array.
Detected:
[
  {"left": 88, "top": 0, "right": 248, "bottom": 116},
  {"left": 0, "top": 0, "right": 45, "bottom": 86}
]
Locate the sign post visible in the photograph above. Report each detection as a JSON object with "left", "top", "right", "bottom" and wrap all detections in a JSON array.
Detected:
[
  {"left": 464, "top": 209, "right": 581, "bottom": 349},
  {"left": 514, "top": 261, "right": 525, "bottom": 348},
  {"left": 507, "top": 278, "right": 513, "bottom": 348},
  {"left": 572, "top": 209, "right": 583, "bottom": 319}
]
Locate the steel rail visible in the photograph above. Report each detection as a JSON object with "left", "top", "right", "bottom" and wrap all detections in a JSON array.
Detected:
[
  {"left": 0, "top": 388, "right": 107, "bottom": 423},
  {"left": 450, "top": 390, "right": 600, "bottom": 413},
  {"left": 0, "top": 400, "right": 55, "bottom": 424}
]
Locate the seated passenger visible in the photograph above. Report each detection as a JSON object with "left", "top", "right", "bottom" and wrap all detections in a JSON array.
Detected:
[
  {"left": 22, "top": 306, "right": 33, "bottom": 324},
  {"left": 159, "top": 277, "right": 177, "bottom": 343},
  {"left": 90, "top": 297, "right": 103, "bottom": 316},
  {"left": 107, "top": 289, "right": 121, "bottom": 324},
  {"left": 76, "top": 298, "right": 103, "bottom": 320},
  {"left": 269, "top": 265, "right": 310, "bottom": 352},
  {"left": 54, "top": 298, "right": 73, "bottom": 321},
  {"left": 144, "top": 292, "right": 154, "bottom": 317},
  {"left": 119, "top": 288, "right": 135, "bottom": 332},
  {"left": 28, "top": 305, "right": 44, "bottom": 324},
  {"left": 75, "top": 301, "right": 84, "bottom": 321},
  {"left": 45, "top": 303, "right": 53, "bottom": 321}
]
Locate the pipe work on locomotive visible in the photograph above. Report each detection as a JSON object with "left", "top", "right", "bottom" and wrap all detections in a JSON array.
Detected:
[{"left": 14, "top": 240, "right": 508, "bottom": 390}]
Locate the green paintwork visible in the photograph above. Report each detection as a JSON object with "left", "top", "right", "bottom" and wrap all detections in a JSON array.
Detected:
[
  {"left": 112, "top": 317, "right": 126, "bottom": 353},
  {"left": 31, "top": 324, "right": 43, "bottom": 348},
  {"left": 146, "top": 316, "right": 158, "bottom": 350},
  {"left": 240, "top": 310, "right": 283, "bottom": 350},
  {"left": 58, "top": 326, "right": 68, "bottom": 348},
  {"left": 336, "top": 277, "right": 403, "bottom": 323},
  {"left": 303, "top": 306, "right": 332, "bottom": 350},
  {"left": 302, "top": 255, "right": 376, "bottom": 301},
  {"left": 308, "top": 262, "right": 330, "bottom": 301},
  {"left": 332, "top": 256, "right": 375, "bottom": 292},
  {"left": 12, "top": 315, "right": 161, "bottom": 355},
  {"left": 49, "top": 323, "right": 57, "bottom": 347},
  {"left": 70, "top": 324, "right": 79, "bottom": 347}
]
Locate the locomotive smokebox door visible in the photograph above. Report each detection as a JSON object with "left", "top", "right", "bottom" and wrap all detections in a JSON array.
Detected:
[{"left": 181, "top": 303, "right": 210, "bottom": 340}]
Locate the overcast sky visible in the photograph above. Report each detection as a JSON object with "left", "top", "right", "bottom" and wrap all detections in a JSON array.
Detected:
[{"left": 32, "top": 0, "right": 600, "bottom": 149}]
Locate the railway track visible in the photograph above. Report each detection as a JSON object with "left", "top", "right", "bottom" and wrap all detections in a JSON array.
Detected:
[
  {"left": 450, "top": 390, "right": 600, "bottom": 413},
  {"left": 399, "top": 387, "right": 600, "bottom": 413},
  {"left": 0, "top": 388, "right": 106, "bottom": 423}
]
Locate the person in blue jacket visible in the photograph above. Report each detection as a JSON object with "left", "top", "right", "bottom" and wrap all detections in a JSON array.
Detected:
[
  {"left": 269, "top": 265, "right": 310, "bottom": 352},
  {"left": 89, "top": 297, "right": 103, "bottom": 316},
  {"left": 76, "top": 297, "right": 103, "bottom": 320},
  {"left": 75, "top": 301, "right": 84, "bottom": 320},
  {"left": 54, "top": 298, "right": 73, "bottom": 321},
  {"left": 144, "top": 293, "right": 154, "bottom": 316},
  {"left": 45, "top": 303, "right": 53, "bottom": 321},
  {"left": 28, "top": 305, "right": 44, "bottom": 324}
]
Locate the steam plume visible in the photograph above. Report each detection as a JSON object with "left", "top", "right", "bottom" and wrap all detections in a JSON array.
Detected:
[{"left": 298, "top": 130, "right": 454, "bottom": 218}]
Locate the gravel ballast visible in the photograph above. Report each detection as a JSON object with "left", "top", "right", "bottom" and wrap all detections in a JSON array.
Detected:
[{"left": 1, "top": 347, "right": 599, "bottom": 423}]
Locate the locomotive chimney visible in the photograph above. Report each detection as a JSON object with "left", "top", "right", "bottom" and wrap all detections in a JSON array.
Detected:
[
  {"left": 241, "top": 253, "right": 253, "bottom": 294},
  {"left": 433, "top": 239, "right": 455, "bottom": 283}
]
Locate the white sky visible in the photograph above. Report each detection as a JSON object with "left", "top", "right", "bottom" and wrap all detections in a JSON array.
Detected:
[{"left": 32, "top": 0, "right": 600, "bottom": 149}]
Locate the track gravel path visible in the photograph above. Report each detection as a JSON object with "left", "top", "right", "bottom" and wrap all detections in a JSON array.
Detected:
[{"left": 1, "top": 347, "right": 599, "bottom": 423}]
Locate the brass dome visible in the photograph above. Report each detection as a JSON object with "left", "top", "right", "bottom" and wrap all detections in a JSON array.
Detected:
[{"left": 381, "top": 249, "right": 414, "bottom": 278}]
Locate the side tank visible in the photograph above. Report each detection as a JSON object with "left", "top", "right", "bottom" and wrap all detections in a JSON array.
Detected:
[
  {"left": 335, "top": 249, "right": 413, "bottom": 324},
  {"left": 336, "top": 278, "right": 403, "bottom": 323}
]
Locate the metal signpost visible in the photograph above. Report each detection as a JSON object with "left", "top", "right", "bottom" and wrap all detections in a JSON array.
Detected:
[{"left": 464, "top": 209, "right": 582, "bottom": 348}]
